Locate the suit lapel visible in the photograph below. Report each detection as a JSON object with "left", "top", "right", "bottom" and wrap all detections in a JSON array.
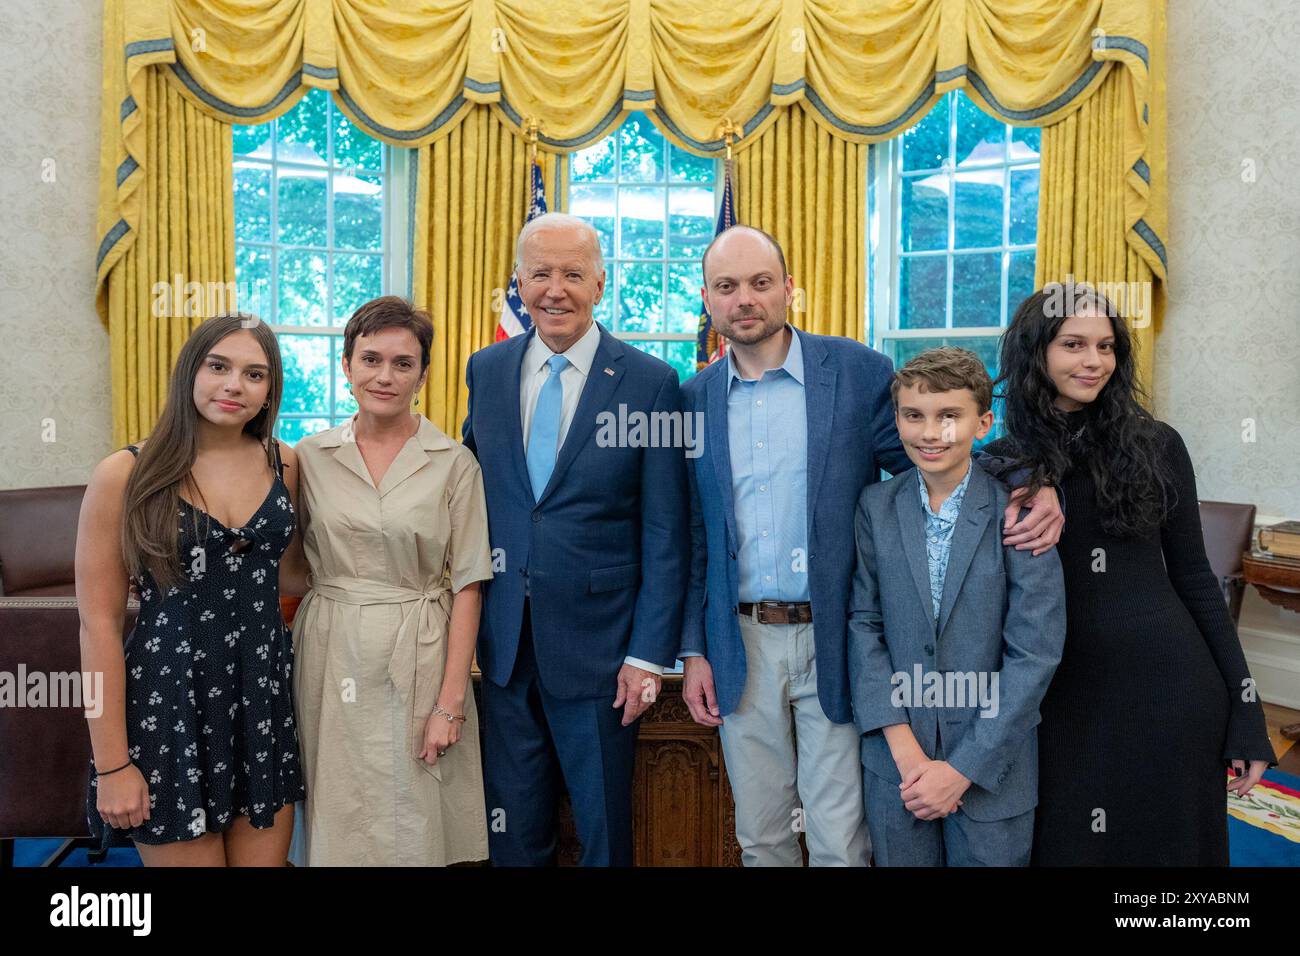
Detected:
[
  {"left": 800, "top": 330, "right": 836, "bottom": 536},
  {"left": 936, "top": 463, "right": 993, "bottom": 638},
  {"left": 706, "top": 363, "right": 737, "bottom": 547},
  {"left": 502, "top": 329, "right": 534, "bottom": 501},
  {"left": 537, "top": 326, "right": 625, "bottom": 505},
  {"left": 894, "top": 478, "right": 938, "bottom": 639}
]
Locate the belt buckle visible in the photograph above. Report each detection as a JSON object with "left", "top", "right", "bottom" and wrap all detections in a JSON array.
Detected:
[{"left": 756, "top": 602, "right": 781, "bottom": 625}]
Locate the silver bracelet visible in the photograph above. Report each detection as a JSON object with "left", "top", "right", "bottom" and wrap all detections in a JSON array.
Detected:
[{"left": 432, "top": 704, "right": 466, "bottom": 724}]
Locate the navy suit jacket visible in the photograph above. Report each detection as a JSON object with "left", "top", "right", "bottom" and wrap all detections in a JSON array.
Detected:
[
  {"left": 680, "top": 328, "right": 911, "bottom": 723},
  {"left": 463, "top": 323, "right": 689, "bottom": 698}
]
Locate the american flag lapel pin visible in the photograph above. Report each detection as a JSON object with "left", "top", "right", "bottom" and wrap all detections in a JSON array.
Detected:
[{"left": 603, "top": 367, "right": 615, "bottom": 376}]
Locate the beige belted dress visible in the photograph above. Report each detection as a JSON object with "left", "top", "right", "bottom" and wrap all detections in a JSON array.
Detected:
[{"left": 291, "top": 414, "right": 493, "bottom": 866}]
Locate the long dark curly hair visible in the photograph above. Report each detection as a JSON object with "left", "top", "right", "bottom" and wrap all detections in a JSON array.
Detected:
[{"left": 994, "top": 285, "right": 1175, "bottom": 539}]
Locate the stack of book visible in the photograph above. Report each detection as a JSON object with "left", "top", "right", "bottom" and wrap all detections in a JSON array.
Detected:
[{"left": 1253, "top": 520, "right": 1300, "bottom": 569}]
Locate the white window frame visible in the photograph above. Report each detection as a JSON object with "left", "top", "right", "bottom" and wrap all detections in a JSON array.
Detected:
[
  {"left": 567, "top": 125, "right": 723, "bottom": 369},
  {"left": 233, "top": 95, "right": 410, "bottom": 437},
  {"left": 869, "top": 93, "right": 1039, "bottom": 358}
]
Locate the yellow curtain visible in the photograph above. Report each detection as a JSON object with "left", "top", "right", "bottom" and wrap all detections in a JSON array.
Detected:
[
  {"left": 95, "top": 0, "right": 1169, "bottom": 438},
  {"left": 105, "top": 68, "right": 235, "bottom": 447},
  {"left": 1036, "top": 10, "right": 1167, "bottom": 397},
  {"left": 735, "top": 103, "right": 867, "bottom": 341},
  {"left": 410, "top": 108, "right": 566, "bottom": 436},
  {"left": 99, "top": 0, "right": 1167, "bottom": 291}
]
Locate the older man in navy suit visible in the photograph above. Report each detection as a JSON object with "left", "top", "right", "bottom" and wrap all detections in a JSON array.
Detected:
[
  {"left": 679, "top": 225, "right": 1063, "bottom": 866},
  {"left": 463, "top": 212, "right": 688, "bottom": 866}
]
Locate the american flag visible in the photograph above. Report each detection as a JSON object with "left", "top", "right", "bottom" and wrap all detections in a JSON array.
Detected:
[
  {"left": 695, "top": 161, "right": 737, "bottom": 370},
  {"left": 496, "top": 161, "right": 549, "bottom": 341}
]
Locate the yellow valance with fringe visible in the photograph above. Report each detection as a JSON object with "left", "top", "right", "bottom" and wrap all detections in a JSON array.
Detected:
[{"left": 97, "top": 0, "right": 1167, "bottom": 324}]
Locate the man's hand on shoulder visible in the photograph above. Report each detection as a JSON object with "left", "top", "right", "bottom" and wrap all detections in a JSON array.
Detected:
[{"left": 614, "top": 663, "right": 662, "bottom": 726}]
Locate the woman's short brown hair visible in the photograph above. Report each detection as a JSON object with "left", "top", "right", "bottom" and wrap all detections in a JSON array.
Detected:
[
  {"left": 342, "top": 296, "right": 434, "bottom": 372},
  {"left": 890, "top": 346, "right": 993, "bottom": 415}
]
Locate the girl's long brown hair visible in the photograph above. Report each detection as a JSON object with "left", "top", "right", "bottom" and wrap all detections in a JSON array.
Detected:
[{"left": 121, "top": 315, "right": 282, "bottom": 592}]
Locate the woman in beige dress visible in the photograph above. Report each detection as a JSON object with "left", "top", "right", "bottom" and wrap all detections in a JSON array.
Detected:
[{"left": 282, "top": 296, "right": 493, "bottom": 865}]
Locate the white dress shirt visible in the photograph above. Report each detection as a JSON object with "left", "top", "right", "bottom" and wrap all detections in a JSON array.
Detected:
[{"left": 518, "top": 321, "right": 664, "bottom": 677}]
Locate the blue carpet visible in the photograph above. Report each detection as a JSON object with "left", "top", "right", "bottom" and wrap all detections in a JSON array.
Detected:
[
  {"left": 1228, "top": 767, "right": 1300, "bottom": 867},
  {"left": 12, "top": 838, "right": 140, "bottom": 867}
]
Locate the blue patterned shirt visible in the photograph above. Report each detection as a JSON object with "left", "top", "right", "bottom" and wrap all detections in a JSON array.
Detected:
[{"left": 917, "top": 463, "right": 973, "bottom": 622}]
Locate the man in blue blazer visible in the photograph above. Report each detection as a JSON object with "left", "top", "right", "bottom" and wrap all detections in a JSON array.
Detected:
[
  {"left": 679, "top": 226, "right": 1063, "bottom": 866},
  {"left": 463, "top": 212, "right": 688, "bottom": 866}
]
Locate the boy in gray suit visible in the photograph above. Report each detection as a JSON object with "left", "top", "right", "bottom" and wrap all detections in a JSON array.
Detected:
[{"left": 847, "top": 347, "right": 1066, "bottom": 866}]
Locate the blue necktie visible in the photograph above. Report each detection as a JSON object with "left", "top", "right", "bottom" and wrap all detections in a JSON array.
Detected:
[{"left": 526, "top": 353, "right": 569, "bottom": 500}]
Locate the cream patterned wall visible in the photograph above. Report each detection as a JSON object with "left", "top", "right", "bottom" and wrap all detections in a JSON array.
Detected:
[
  {"left": 0, "top": 0, "right": 111, "bottom": 490},
  {"left": 1156, "top": 0, "right": 1300, "bottom": 523}
]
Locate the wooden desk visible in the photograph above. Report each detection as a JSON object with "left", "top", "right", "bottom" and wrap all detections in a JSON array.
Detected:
[{"left": 1242, "top": 552, "right": 1300, "bottom": 614}]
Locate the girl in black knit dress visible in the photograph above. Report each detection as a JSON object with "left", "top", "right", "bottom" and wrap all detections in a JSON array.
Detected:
[
  {"left": 986, "top": 286, "right": 1274, "bottom": 865},
  {"left": 77, "top": 314, "right": 306, "bottom": 865}
]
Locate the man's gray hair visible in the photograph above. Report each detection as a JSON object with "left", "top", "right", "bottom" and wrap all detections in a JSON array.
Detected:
[{"left": 514, "top": 212, "right": 605, "bottom": 274}]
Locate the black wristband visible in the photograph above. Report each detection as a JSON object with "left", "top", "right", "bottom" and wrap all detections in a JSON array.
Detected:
[{"left": 95, "top": 759, "right": 133, "bottom": 778}]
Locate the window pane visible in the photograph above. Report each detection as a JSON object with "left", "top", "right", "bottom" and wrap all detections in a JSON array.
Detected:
[
  {"left": 333, "top": 252, "right": 384, "bottom": 323},
  {"left": 594, "top": 282, "right": 615, "bottom": 325},
  {"left": 618, "top": 262, "right": 663, "bottom": 333},
  {"left": 618, "top": 186, "right": 665, "bottom": 257},
  {"left": 571, "top": 136, "right": 615, "bottom": 182},
  {"left": 234, "top": 162, "right": 271, "bottom": 243},
  {"left": 570, "top": 185, "right": 616, "bottom": 259},
  {"left": 668, "top": 187, "right": 713, "bottom": 259},
  {"left": 953, "top": 170, "right": 1003, "bottom": 249},
  {"left": 279, "top": 335, "right": 331, "bottom": 415},
  {"left": 334, "top": 169, "right": 383, "bottom": 251},
  {"left": 277, "top": 250, "right": 328, "bottom": 326},
  {"left": 1009, "top": 168, "right": 1039, "bottom": 246},
  {"left": 619, "top": 114, "right": 666, "bottom": 183},
  {"left": 276, "top": 89, "right": 328, "bottom": 166},
  {"left": 331, "top": 102, "right": 382, "bottom": 172},
  {"left": 233, "top": 122, "right": 270, "bottom": 159},
  {"left": 332, "top": 337, "right": 357, "bottom": 415},
  {"left": 883, "top": 335, "right": 1000, "bottom": 378},
  {"left": 277, "top": 168, "right": 327, "bottom": 246},
  {"left": 902, "top": 96, "right": 949, "bottom": 171},
  {"left": 670, "top": 144, "right": 712, "bottom": 183},
  {"left": 278, "top": 417, "right": 330, "bottom": 445},
  {"left": 951, "top": 253, "right": 1002, "bottom": 328},
  {"left": 1008, "top": 250, "right": 1036, "bottom": 314},
  {"left": 664, "top": 340, "right": 697, "bottom": 381},
  {"left": 956, "top": 95, "right": 1005, "bottom": 167},
  {"left": 666, "top": 261, "right": 704, "bottom": 334},
  {"left": 235, "top": 245, "right": 272, "bottom": 317},
  {"left": 900, "top": 175, "right": 948, "bottom": 252},
  {"left": 1011, "top": 125, "right": 1041, "bottom": 162},
  {"left": 899, "top": 256, "right": 947, "bottom": 329}
]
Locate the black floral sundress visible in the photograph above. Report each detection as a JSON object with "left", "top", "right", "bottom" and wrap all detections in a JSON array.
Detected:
[{"left": 87, "top": 441, "right": 307, "bottom": 847}]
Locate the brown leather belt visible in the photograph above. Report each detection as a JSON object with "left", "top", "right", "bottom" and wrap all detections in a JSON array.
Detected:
[{"left": 737, "top": 601, "right": 813, "bottom": 625}]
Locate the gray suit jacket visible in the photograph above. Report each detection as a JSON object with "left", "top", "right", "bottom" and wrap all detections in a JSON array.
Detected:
[{"left": 847, "top": 460, "right": 1066, "bottom": 822}]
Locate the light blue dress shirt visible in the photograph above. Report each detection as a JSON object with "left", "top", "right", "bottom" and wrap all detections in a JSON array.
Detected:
[
  {"left": 727, "top": 328, "right": 810, "bottom": 603},
  {"left": 917, "top": 462, "right": 973, "bottom": 622}
]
